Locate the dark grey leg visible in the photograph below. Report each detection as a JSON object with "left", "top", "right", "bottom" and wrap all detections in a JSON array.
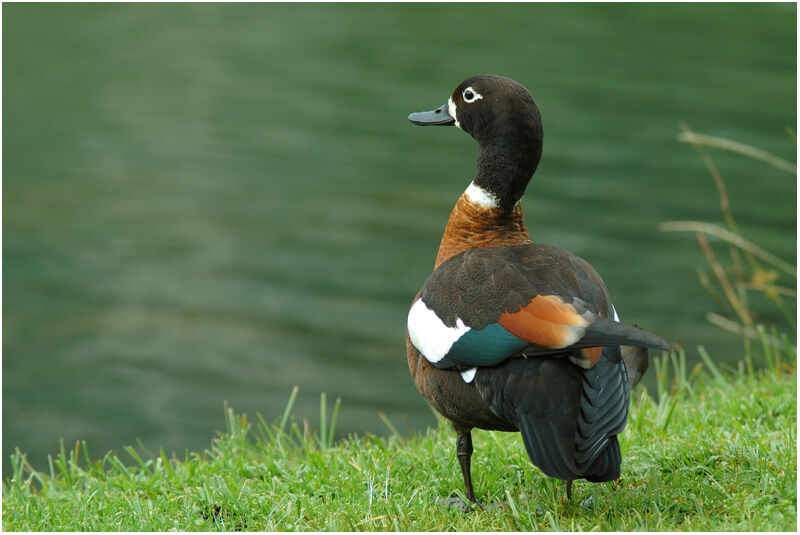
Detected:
[
  {"left": 456, "top": 430, "right": 477, "bottom": 503},
  {"left": 565, "top": 479, "right": 573, "bottom": 500}
]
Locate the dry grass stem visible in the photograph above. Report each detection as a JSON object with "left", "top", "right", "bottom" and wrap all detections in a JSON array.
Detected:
[
  {"left": 706, "top": 312, "right": 790, "bottom": 349},
  {"left": 696, "top": 233, "right": 753, "bottom": 328},
  {"left": 677, "top": 129, "right": 797, "bottom": 174},
  {"left": 737, "top": 282, "right": 797, "bottom": 298},
  {"left": 659, "top": 221, "right": 796, "bottom": 278}
]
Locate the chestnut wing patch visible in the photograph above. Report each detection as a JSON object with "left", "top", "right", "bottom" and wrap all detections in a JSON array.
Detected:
[{"left": 498, "top": 294, "right": 592, "bottom": 348}]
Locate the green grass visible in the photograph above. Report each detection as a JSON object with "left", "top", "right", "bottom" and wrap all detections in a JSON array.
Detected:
[{"left": 3, "top": 352, "right": 796, "bottom": 531}]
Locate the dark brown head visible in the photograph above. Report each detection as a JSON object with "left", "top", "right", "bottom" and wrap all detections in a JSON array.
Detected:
[{"left": 408, "top": 75, "right": 544, "bottom": 211}]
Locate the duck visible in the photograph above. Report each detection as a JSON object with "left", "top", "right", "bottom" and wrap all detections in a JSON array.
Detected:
[{"left": 405, "top": 74, "right": 670, "bottom": 505}]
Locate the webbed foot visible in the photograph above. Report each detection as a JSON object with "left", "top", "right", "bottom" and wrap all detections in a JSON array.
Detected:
[
  {"left": 435, "top": 497, "right": 508, "bottom": 512},
  {"left": 436, "top": 496, "right": 476, "bottom": 512}
]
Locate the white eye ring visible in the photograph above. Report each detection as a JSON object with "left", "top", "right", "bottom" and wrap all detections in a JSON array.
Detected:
[{"left": 462, "top": 86, "right": 483, "bottom": 103}]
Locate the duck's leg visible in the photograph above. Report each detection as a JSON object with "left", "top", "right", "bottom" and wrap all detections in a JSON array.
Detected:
[
  {"left": 565, "top": 480, "right": 573, "bottom": 500},
  {"left": 456, "top": 429, "right": 477, "bottom": 503}
]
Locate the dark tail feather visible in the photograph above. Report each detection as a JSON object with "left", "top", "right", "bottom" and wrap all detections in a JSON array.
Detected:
[
  {"left": 583, "top": 435, "right": 621, "bottom": 482},
  {"left": 580, "top": 318, "right": 671, "bottom": 351},
  {"left": 516, "top": 416, "right": 575, "bottom": 480},
  {"left": 474, "top": 347, "right": 629, "bottom": 483},
  {"left": 621, "top": 346, "right": 650, "bottom": 389},
  {"left": 519, "top": 319, "right": 670, "bottom": 361}
]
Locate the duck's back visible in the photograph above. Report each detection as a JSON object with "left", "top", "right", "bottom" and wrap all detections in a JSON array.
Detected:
[{"left": 425, "top": 242, "right": 615, "bottom": 325}]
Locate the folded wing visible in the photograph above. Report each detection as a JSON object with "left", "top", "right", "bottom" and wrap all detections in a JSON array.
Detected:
[{"left": 408, "top": 244, "right": 669, "bottom": 370}]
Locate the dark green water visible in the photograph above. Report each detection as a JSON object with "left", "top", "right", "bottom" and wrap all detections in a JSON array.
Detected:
[{"left": 3, "top": 3, "right": 796, "bottom": 474}]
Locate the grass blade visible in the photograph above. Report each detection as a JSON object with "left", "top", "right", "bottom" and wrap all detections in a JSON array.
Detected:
[
  {"left": 280, "top": 386, "right": 299, "bottom": 435},
  {"left": 697, "top": 345, "right": 724, "bottom": 382},
  {"left": 320, "top": 392, "right": 328, "bottom": 450},
  {"left": 327, "top": 397, "right": 342, "bottom": 449}
]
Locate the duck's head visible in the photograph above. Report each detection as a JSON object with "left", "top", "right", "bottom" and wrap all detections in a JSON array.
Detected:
[{"left": 408, "top": 75, "right": 543, "bottom": 211}]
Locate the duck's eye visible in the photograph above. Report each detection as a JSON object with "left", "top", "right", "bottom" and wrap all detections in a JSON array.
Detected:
[{"left": 462, "top": 87, "right": 483, "bottom": 103}]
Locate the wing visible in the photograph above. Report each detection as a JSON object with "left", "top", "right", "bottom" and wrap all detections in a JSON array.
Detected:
[{"left": 407, "top": 243, "right": 670, "bottom": 370}]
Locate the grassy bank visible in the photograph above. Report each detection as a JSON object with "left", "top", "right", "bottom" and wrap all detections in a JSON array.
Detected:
[{"left": 3, "top": 351, "right": 796, "bottom": 531}]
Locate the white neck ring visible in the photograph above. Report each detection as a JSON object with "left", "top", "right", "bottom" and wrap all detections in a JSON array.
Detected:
[{"left": 464, "top": 182, "right": 499, "bottom": 208}]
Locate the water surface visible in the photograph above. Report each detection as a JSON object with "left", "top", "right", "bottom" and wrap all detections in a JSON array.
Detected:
[{"left": 3, "top": 3, "right": 795, "bottom": 473}]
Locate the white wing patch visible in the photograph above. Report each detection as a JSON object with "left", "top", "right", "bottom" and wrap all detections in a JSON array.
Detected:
[
  {"left": 460, "top": 367, "right": 477, "bottom": 383},
  {"left": 408, "top": 299, "right": 470, "bottom": 364},
  {"left": 612, "top": 304, "right": 620, "bottom": 322}
]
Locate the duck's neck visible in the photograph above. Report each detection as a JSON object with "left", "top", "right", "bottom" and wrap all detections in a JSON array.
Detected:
[
  {"left": 472, "top": 135, "right": 541, "bottom": 212},
  {"left": 434, "top": 183, "right": 531, "bottom": 268},
  {"left": 435, "top": 129, "right": 542, "bottom": 268}
]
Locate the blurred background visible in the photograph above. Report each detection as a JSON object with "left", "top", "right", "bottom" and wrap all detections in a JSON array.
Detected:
[{"left": 3, "top": 3, "right": 795, "bottom": 475}]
